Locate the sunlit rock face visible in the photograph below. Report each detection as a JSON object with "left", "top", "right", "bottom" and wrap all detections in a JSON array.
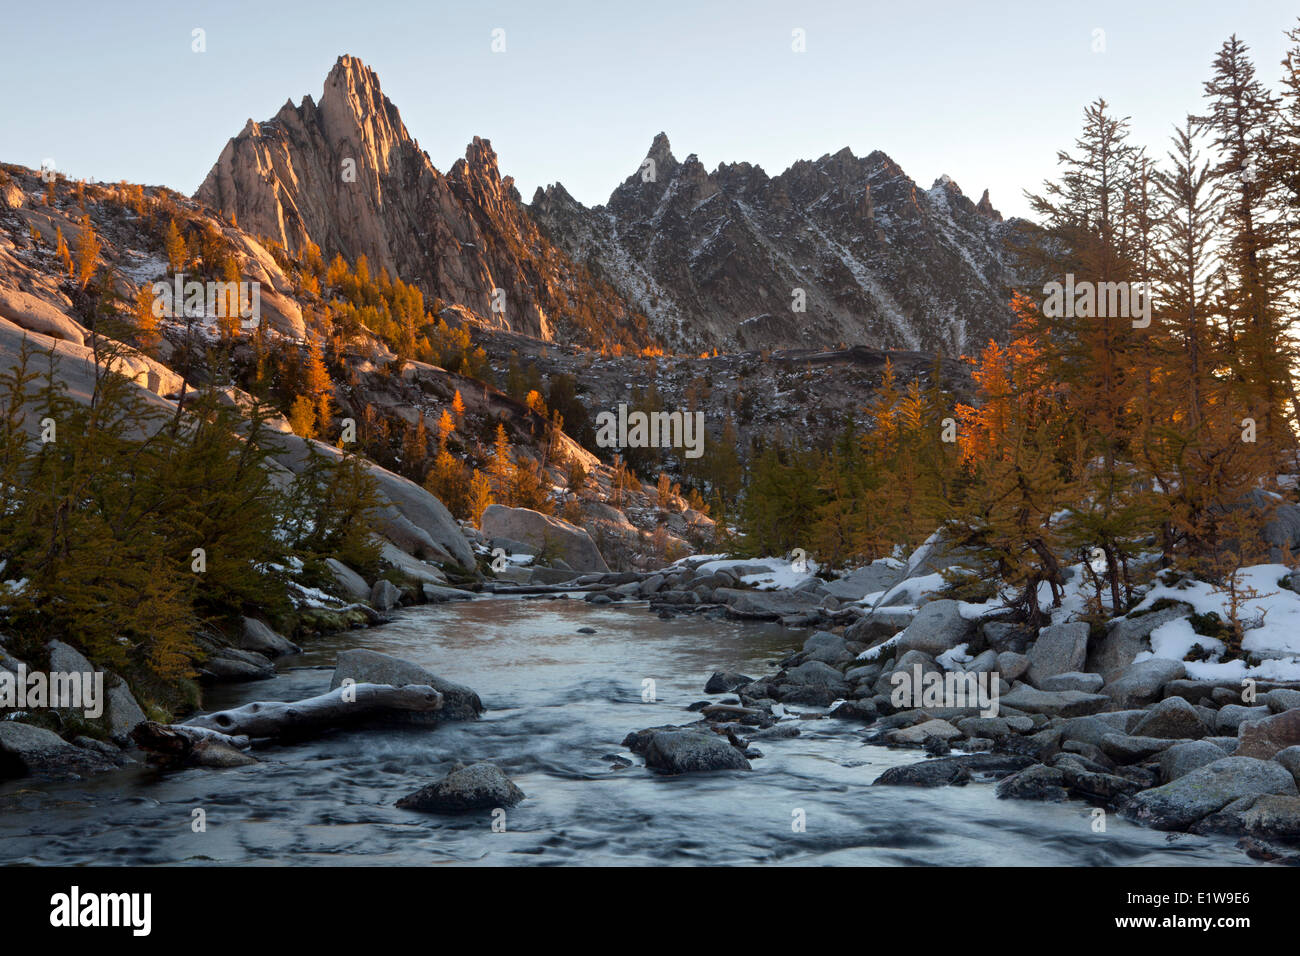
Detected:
[{"left": 198, "top": 55, "right": 646, "bottom": 346}]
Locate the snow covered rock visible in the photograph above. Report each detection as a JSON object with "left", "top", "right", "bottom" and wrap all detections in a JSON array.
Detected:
[
  {"left": 1087, "top": 604, "right": 1191, "bottom": 683},
  {"left": 894, "top": 600, "right": 975, "bottom": 657}
]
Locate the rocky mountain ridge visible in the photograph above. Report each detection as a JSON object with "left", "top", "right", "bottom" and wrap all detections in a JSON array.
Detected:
[
  {"left": 197, "top": 55, "right": 651, "bottom": 350},
  {"left": 532, "top": 132, "right": 1024, "bottom": 354},
  {"left": 198, "top": 55, "right": 1022, "bottom": 357}
]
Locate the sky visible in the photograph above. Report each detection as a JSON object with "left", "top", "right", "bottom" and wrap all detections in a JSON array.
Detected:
[{"left": 2, "top": 0, "right": 1297, "bottom": 221}]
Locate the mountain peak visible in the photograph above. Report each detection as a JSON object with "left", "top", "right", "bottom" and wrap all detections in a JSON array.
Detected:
[
  {"left": 645, "top": 132, "right": 677, "bottom": 169},
  {"left": 326, "top": 54, "right": 380, "bottom": 90},
  {"left": 977, "top": 188, "right": 1003, "bottom": 221},
  {"left": 322, "top": 55, "right": 383, "bottom": 106},
  {"left": 195, "top": 55, "right": 647, "bottom": 346},
  {"left": 464, "top": 136, "right": 499, "bottom": 175}
]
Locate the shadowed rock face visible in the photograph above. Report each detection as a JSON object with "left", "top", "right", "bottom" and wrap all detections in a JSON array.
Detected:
[
  {"left": 196, "top": 55, "right": 646, "bottom": 348},
  {"left": 532, "top": 134, "right": 1025, "bottom": 354}
]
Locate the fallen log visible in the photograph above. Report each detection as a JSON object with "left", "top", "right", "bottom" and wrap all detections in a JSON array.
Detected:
[
  {"left": 132, "top": 721, "right": 256, "bottom": 769},
  {"left": 182, "top": 682, "right": 444, "bottom": 739},
  {"left": 482, "top": 583, "right": 603, "bottom": 595},
  {"left": 700, "top": 704, "right": 764, "bottom": 719}
]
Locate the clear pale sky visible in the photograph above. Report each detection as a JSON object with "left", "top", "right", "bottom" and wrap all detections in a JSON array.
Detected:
[{"left": 3, "top": 0, "right": 1296, "bottom": 220}]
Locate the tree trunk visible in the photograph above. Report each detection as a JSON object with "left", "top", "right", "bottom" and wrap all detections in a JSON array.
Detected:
[
  {"left": 131, "top": 721, "right": 252, "bottom": 768},
  {"left": 183, "top": 683, "right": 444, "bottom": 739}
]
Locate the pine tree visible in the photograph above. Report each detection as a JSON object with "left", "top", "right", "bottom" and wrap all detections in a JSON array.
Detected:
[
  {"left": 133, "top": 283, "right": 161, "bottom": 355},
  {"left": 302, "top": 337, "right": 333, "bottom": 433},
  {"left": 1155, "top": 119, "right": 1225, "bottom": 435},
  {"left": 489, "top": 422, "right": 514, "bottom": 502},
  {"left": 0, "top": 347, "right": 300, "bottom": 701},
  {"left": 282, "top": 444, "right": 383, "bottom": 578},
  {"left": 1200, "top": 35, "right": 1297, "bottom": 448},
  {"left": 73, "top": 214, "right": 101, "bottom": 288},
  {"left": 218, "top": 257, "right": 242, "bottom": 340},
  {"left": 739, "top": 440, "right": 821, "bottom": 557},
  {"left": 949, "top": 320, "right": 1076, "bottom": 622},
  {"left": 288, "top": 395, "right": 316, "bottom": 438},
  {"left": 810, "top": 429, "right": 873, "bottom": 566},
  {"left": 466, "top": 468, "right": 493, "bottom": 525},
  {"left": 1277, "top": 21, "right": 1300, "bottom": 289},
  {"left": 54, "top": 227, "right": 72, "bottom": 275},
  {"left": 164, "top": 218, "right": 186, "bottom": 272},
  {"left": 402, "top": 411, "right": 429, "bottom": 480},
  {"left": 508, "top": 454, "right": 553, "bottom": 513},
  {"left": 326, "top": 253, "right": 349, "bottom": 291},
  {"left": 1026, "top": 99, "right": 1152, "bottom": 611},
  {"left": 1125, "top": 118, "right": 1233, "bottom": 569},
  {"left": 425, "top": 444, "right": 470, "bottom": 519},
  {"left": 436, "top": 408, "right": 455, "bottom": 447}
]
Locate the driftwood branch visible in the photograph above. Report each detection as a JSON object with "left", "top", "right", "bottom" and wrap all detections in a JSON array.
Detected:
[
  {"left": 181, "top": 682, "right": 444, "bottom": 739},
  {"left": 132, "top": 721, "right": 254, "bottom": 768}
]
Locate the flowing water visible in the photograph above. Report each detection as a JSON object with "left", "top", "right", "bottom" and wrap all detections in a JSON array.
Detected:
[{"left": 0, "top": 596, "right": 1254, "bottom": 866}]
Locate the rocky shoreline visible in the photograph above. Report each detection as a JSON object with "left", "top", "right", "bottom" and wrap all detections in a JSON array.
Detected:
[
  {"left": 6, "top": 548, "right": 1300, "bottom": 866},
  {"left": 579, "top": 557, "right": 1300, "bottom": 864}
]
